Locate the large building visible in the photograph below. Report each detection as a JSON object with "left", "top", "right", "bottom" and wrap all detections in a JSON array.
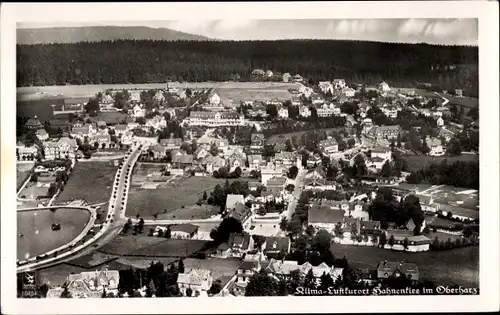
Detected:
[{"left": 186, "top": 111, "right": 245, "bottom": 127}]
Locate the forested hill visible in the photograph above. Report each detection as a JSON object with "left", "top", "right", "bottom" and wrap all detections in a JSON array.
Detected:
[
  {"left": 17, "top": 26, "right": 211, "bottom": 45},
  {"left": 17, "top": 40, "right": 478, "bottom": 96}
]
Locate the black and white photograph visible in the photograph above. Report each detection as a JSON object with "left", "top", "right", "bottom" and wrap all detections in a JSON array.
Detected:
[{"left": 1, "top": 2, "right": 498, "bottom": 314}]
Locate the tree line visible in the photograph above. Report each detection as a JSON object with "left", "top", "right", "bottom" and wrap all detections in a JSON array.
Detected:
[
  {"left": 406, "top": 159, "right": 479, "bottom": 189},
  {"left": 17, "top": 40, "right": 477, "bottom": 96}
]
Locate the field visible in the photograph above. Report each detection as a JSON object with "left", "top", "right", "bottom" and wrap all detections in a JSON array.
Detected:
[
  {"left": 17, "top": 207, "right": 92, "bottom": 260},
  {"left": 216, "top": 87, "right": 293, "bottom": 105},
  {"left": 426, "top": 231, "right": 462, "bottom": 242},
  {"left": 99, "top": 234, "right": 210, "bottom": 258},
  {"left": 330, "top": 243, "right": 479, "bottom": 287},
  {"left": 55, "top": 162, "right": 117, "bottom": 205},
  {"left": 266, "top": 127, "right": 345, "bottom": 145},
  {"left": 126, "top": 176, "right": 230, "bottom": 218},
  {"left": 444, "top": 95, "right": 479, "bottom": 109},
  {"left": 16, "top": 98, "right": 64, "bottom": 123},
  {"left": 402, "top": 154, "right": 479, "bottom": 172},
  {"left": 154, "top": 204, "right": 220, "bottom": 220},
  {"left": 17, "top": 82, "right": 300, "bottom": 101}
]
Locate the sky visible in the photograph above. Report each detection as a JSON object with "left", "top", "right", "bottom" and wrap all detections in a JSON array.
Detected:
[{"left": 18, "top": 19, "right": 478, "bottom": 46}]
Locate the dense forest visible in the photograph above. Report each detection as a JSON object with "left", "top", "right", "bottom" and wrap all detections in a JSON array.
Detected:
[{"left": 17, "top": 40, "right": 478, "bottom": 96}]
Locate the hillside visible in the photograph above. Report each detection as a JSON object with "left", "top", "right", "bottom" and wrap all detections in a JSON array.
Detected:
[
  {"left": 16, "top": 40, "right": 478, "bottom": 96},
  {"left": 16, "top": 26, "right": 211, "bottom": 45}
]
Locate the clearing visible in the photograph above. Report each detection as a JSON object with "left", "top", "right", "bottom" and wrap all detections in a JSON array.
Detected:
[
  {"left": 55, "top": 161, "right": 117, "bottom": 205},
  {"left": 126, "top": 176, "right": 231, "bottom": 218},
  {"left": 330, "top": 243, "right": 479, "bottom": 287},
  {"left": 99, "top": 234, "right": 211, "bottom": 258},
  {"left": 17, "top": 207, "right": 92, "bottom": 260}
]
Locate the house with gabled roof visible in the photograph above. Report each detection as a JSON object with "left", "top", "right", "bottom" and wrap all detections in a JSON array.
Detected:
[
  {"left": 170, "top": 224, "right": 199, "bottom": 239},
  {"left": 177, "top": 269, "right": 213, "bottom": 297},
  {"left": 225, "top": 194, "right": 245, "bottom": 212},
  {"left": 263, "top": 236, "right": 291, "bottom": 257},
  {"left": 377, "top": 261, "right": 419, "bottom": 282},
  {"left": 227, "top": 203, "right": 253, "bottom": 230},
  {"left": 228, "top": 232, "right": 254, "bottom": 258},
  {"left": 56, "top": 269, "right": 120, "bottom": 298}
]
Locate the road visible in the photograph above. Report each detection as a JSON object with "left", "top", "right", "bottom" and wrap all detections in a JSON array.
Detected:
[
  {"left": 17, "top": 145, "right": 143, "bottom": 273},
  {"left": 285, "top": 168, "right": 308, "bottom": 221}
]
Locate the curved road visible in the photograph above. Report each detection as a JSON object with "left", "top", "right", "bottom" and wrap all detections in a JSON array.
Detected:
[{"left": 17, "top": 145, "right": 143, "bottom": 273}]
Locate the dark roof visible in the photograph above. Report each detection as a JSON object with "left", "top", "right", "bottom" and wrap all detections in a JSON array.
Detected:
[
  {"left": 377, "top": 261, "right": 419, "bottom": 276},
  {"left": 308, "top": 206, "right": 345, "bottom": 224},
  {"left": 172, "top": 154, "right": 194, "bottom": 164},
  {"left": 170, "top": 223, "right": 199, "bottom": 235},
  {"left": 230, "top": 203, "right": 252, "bottom": 222},
  {"left": 238, "top": 260, "right": 259, "bottom": 271},
  {"left": 228, "top": 232, "right": 251, "bottom": 249},
  {"left": 264, "top": 236, "right": 290, "bottom": 253}
]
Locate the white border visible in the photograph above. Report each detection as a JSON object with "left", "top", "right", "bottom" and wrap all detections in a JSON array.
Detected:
[{"left": 2, "top": 2, "right": 499, "bottom": 314}]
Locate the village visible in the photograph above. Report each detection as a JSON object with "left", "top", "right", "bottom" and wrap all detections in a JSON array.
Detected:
[{"left": 16, "top": 71, "right": 479, "bottom": 298}]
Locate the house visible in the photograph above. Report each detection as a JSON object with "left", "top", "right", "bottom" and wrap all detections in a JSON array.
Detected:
[
  {"left": 273, "top": 151, "right": 298, "bottom": 168},
  {"left": 153, "top": 90, "right": 165, "bottom": 103},
  {"left": 227, "top": 203, "right": 253, "bottom": 230},
  {"left": 299, "top": 106, "right": 311, "bottom": 118},
  {"left": 250, "top": 133, "right": 265, "bottom": 152},
  {"left": 235, "top": 260, "right": 262, "bottom": 292},
  {"left": 366, "top": 156, "right": 387, "bottom": 170},
  {"left": 99, "top": 94, "right": 115, "bottom": 111},
  {"left": 35, "top": 129, "right": 49, "bottom": 141},
  {"left": 49, "top": 137, "right": 78, "bottom": 160},
  {"left": 436, "top": 117, "right": 445, "bottom": 127},
  {"left": 261, "top": 164, "right": 286, "bottom": 185},
  {"left": 55, "top": 269, "right": 119, "bottom": 298},
  {"left": 306, "top": 153, "right": 322, "bottom": 168},
  {"left": 406, "top": 218, "right": 426, "bottom": 234},
  {"left": 311, "top": 94, "right": 325, "bottom": 106},
  {"left": 264, "top": 260, "right": 343, "bottom": 282},
  {"left": 319, "top": 138, "right": 339, "bottom": 154},
  {"left": 132, "top": 104, "right": 146, "bottom": 118},
  {"left": 197, "top": 135, "right": 229, "bottom": 152},
  {"left": 25, "top": 116, "right": 44, "bottom": 131},
  {"left": 293, "top": 74, "right": 304, "bottom": 82},
  {"left": 121, "top": 131, "right": 134, "bottom": 145},
  {"left": 282, "top": 73, "right": 292, "bottom": 83},
  {"left": 319, "top": 81, "right": 334, "bottom": 94},
  {"left": 384, "top": 230, "right": 431, "bottom": 252},
  {"left": 225, "top": 194, "right": 245, "bottom": 212},
  {"left": 455, "top": 89, "right": 463, "bottom": 97},
  {"left": 146, "top": 115, "right": 167, "bottom": 131},
  {"left": 208, "top": 91, "right": 222, "bottom": 107},
  {"left": 129, "top": 90, "right": 141, "bottom": 102},
  {"left": 170, "top": 224, "right": 199, "bottom": 239},
  {"left": 381, "top": 106, "right": 398, "bottom": 119},
  {"left": 333, "top": 79, "right": 347, "bottom": 90},
  {"left": 368, "top": 125, "right": 403, "bottom": 140},
  {"left": 150, "top": 144, "right": 168, "bottom": 159},
  {"left": 379, "top": 81, "right": 391, "bottom": 92},
  {"left": 265, "top": 176, "right": 287, "bottom": 193},
  {"left": 263, "top": 236, "right": 291, "bottom": 256},
  {"left": 426, "top": 137, "right": 444, "bottom": 156},
  {"left": 171, "top": 154, "right": 194, "bottom": 168},
  {"left": 96, "top": 134, "right": 111, "bottom": 148},
  {"left": 159, "top": 136, "right": 182, "bottom": 150},
  {"left": 201, "top": 155, "right": 226, "bottom": 174},
  {"left": 16, "top": 142, "right": 39, "bottom": 161},
  {"left": 265, "top": 70, "right": 274, "bottom": 78},
  {"left": 195, "top": 147, "right": 209, "bottom": 160},
  {"left": 278, "top": 107, "right": 289, "bottom": 119},
  {"left": 248, "top": 154, "right": 265, "bottom": 170},
  {"left": 308, "top": 206, "right": 346, "bottom": 233},
  {"left": 343, "top": 87, "right": 356, "bottom": 97},
  {"left": 177, "top": 269, "right": 213, "bottom": 297},
  {"left": 113, "top": 124, "right": 127, "bottom": 136},
  {"left": 371, "top": 146, "right": 392, "bottom": 160},
  {"left": 377, "top": 261, "right": 419, "bottom": 281},
  {"left": 228, "top": 232, "right": 254, "bottom": 258},
  {"left": 187, "top": 111, "right": 245, "bottom": 127}
]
